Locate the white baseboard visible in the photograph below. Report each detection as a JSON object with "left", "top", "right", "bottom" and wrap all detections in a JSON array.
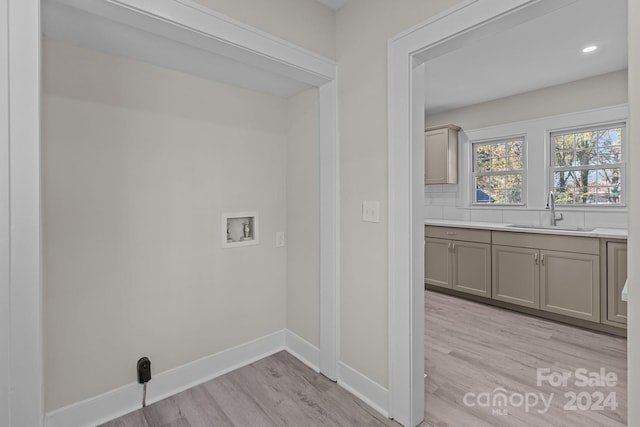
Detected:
[
  {"left": 44, "top": 330, "right": 387, "bottom": 427},
  {"left": 284, "top": 329, "right": 320, "bottom": 372},
  {"left": 45, "top": 330, "right": 286, "bottom": 427},
  {"left": 337, "top": 361, "right": 389, "bottom": 418}
]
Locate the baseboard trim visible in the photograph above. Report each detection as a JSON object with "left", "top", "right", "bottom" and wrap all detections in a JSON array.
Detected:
[
  {"left": 45, "top": 330, "right": 286, "bottom": 427},
  {"left": 284, "top": 330, "right": 320, "bottom": 372},
  {"left": 44, "top": 330, "right": 387, "bottom": 427},
  {"left": 337, "top": 361, "right": 389, "bottom": 418}
]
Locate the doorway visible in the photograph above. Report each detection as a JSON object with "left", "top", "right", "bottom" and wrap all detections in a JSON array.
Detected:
[{"left": 388, "top": 0, "right": 631, "bottom": 425}]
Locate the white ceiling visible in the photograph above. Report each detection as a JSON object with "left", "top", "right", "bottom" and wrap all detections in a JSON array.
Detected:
[
  {"left": 424, "top": 0, "right": 628, "bottom": 114},
  {"left": 42, "top": 1, "right": 321, "bottom": 98},
  {"left": 315, "top": 0, "right": 349, "bottom": 11}
]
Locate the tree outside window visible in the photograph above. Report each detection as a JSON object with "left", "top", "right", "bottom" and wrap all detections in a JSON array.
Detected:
[{"left": 551, "top": 124, "right": 624, "bottom": 205}]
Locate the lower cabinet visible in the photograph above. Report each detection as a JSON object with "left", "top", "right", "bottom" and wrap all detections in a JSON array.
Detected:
[
  {"left": 492, "top": 245, "right": 539, "bottom": 309},
  {"left": 491, "top": 232, "right": 600, "bottom": 322},
  {"left": 606, "top": 241, "right": 627, "bottom": 325},
  {"left": 539, "top": 250, "right": 600, "bottom": 322},
  {"left": 425, "top": 227, "right": 491, "bottom": 298},
  {"left": 426, "top": 226, "right": 624, "bottom": 329}
]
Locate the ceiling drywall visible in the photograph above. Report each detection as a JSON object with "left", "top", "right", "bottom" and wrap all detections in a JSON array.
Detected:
[
  {"left": 315, "top": 0, "right": 349, "bottom": 11},
  {"left": 42, "top": 0, "right": 329, "bottom": 98},
  {"left": 424, "top": 0, "right": 628, "bottom": 114}
]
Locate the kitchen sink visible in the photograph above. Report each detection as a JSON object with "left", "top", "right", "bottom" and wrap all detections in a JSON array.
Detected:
[{"left": 505, "top": 224, "right": 595, "bottom": 232}]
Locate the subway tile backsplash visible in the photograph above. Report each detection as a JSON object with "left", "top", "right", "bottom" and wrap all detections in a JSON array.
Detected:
[{"left": 425, "top": 187, "right": 628, "bottom": 229}]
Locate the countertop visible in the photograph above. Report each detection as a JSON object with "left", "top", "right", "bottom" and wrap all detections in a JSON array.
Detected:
[{"left": 424, "top": 219, "right": 627, "bottom": 239}]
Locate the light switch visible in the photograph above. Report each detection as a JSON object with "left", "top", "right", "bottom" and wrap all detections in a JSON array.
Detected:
[
  {"left": 362, "top": 201, "right": 380, "bottom": 223},
  {"left": 276, "top": 231, "right": 286, "bottom": 247}
]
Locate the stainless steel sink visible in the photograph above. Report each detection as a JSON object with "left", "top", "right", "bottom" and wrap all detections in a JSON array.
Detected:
[{"left": 505, "top": 224, "right": 595, "bottom": 232}]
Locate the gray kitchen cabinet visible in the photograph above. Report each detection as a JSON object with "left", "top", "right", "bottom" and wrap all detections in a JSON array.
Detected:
[
  {"left": 606, "top": 241, "right": 627, "bottom": 325},
  {"left": 424, "top": 125, "right": 460, "bottom": 185},
  {"left": 424, "top": 237, "right": 450, "bottom": 289},
  {"left": 492, "top": 245, "right": 539, "bottom": 309},
  {"left": 425, "top": 226, "right": 491, "bottom": 297},
  {"left": 492, "top": 231, "right": 600, "bottom": 322},
  {"left": 539, "top": 250, "right": 600, "bottom": 322}
]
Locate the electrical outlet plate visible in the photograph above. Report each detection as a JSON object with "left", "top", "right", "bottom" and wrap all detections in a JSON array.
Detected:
[
  {"left": 275, "top": 231, "right": 286, "bottom": 247},
  {"left": 362, "top": 201, "right": 380, "bottom": 223}
]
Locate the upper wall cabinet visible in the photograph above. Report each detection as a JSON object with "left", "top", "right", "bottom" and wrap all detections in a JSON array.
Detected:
[{"left": 424, "top": 124, "right": 460, "bottom": 185}]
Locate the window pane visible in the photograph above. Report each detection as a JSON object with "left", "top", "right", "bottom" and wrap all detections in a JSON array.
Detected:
[
  {"left": 555, "top": 150, "right": 573, "bottom": 167},
  {"left": 597, "top": 145, "right": 621, "bottom": 164},
  {"left": 475, "top": 145, "right": 491, "bottom": 172},
  {"left": 507, "top": 140, "right": 522, "bottom": 157},
  {"left": 507, "top": 156, "right": 523, "bottom": 170},
  {"left": 553, "top": 168, "right": 622, "bottom": 205},
  {"left": 474, "top": 176, "right": 493, "bottom": 203}
]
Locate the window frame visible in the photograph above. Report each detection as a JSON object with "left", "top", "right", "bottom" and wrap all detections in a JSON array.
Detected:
[
  {"left": 549, "top": 122, "right": 626, "bottom": 207},
  {"left": 471, "top": 135, "right": 527, "bottom": 207}
]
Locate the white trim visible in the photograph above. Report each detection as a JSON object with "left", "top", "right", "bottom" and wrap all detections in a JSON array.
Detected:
[
  {"left": 388, "top": 1, "right": 563, "bottom": 425},
  {"left": 284, "top": 330, "right": 321, "bottom": 372},
  {"left": 0, "top": 0, "right": 10, "bottom": 424},
  {"left": 44, "top": 330, "right": 325, "bottom": 427},
  {"left": 6, "top": 1, "right": 44, "bottom": 426},
  {"left": 337, "top": 362, "right": 389, "bottom": 418},
  {"left": 45, "top": 331, "right": 287, "bottom": 427},
  {"left": 319, "top": 80, "right": 339, "bottom": 380}
]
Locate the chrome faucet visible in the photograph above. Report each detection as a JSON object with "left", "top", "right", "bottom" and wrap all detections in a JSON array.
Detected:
[{"left": 545, "top": 191, "right": 564, "bottom": 226}]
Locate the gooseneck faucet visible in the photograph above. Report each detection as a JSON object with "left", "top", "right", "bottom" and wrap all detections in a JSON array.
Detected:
[{"left": 545, "top": 191, "right": 564, "bottom": 226}]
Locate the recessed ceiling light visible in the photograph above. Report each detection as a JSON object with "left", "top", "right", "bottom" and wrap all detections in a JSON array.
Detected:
[{"left": 582, "top": 45, "right": 598, "bottom": 53}]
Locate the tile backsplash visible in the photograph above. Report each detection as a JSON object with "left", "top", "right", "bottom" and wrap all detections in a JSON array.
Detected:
[{"left": 424, "top": 185, "right": 628, "bottom": 229}]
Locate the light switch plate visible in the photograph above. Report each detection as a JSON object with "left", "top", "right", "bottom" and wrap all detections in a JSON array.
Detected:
[
  {"left": 362, "top": 201, "right": 380, "bottom": 223},
  {"left": 276, "top": 231, "right": 286, "bottom": 247}
]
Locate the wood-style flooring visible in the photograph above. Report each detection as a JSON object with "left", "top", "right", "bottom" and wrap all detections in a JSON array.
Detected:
[
  {"left": 424, "top": 289, "right": 627, "bottom": 427},
  {"left": 102, "top": 290, "right": 627, "bottom": 426},
  {"left": 99, "top": 350, "right": 397, "bottom": 427}
]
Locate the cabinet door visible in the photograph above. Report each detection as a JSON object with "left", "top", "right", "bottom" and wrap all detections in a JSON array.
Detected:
[
  {"left": 451, "top": 241, "right": 491, "bottom": 297},
  {"left": 492, "top": 245, "right": 539, "bottom": 308},
  {"left": 425, "top": 237, "right": 450, "bottom": 289},
  {"left": 424, "top": 128, "right": 449, "bottom": 185},
  {"left": 607, "top": 242, "right": 627, "bottom": 324},
  {"left": 540, "top": 250, "right": 600, "bottom": 322}
]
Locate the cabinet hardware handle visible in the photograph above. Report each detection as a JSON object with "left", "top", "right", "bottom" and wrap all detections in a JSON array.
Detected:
[
  {"left": 448, "top": 242, "right": 451, "bottom": 249},
  {"left": 446, "top": 231, "right": 457, "bottom": 236},
  {"left": 451, "top": 242, "right": 455, "bottom": 250},
  {"left": 541, "top": 254, "right": 545, "bottom": 265},
  {"left": 534, "top": 253, "right": 539, "bottom": 265}
]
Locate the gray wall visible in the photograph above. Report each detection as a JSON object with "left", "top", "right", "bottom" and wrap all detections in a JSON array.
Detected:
[
  {"left": 287, "top": 88, "right": 321, "bottom": 346},
  {"left": 426, "top": 70, "right": 628, "bottom": 130},
  {"left": 43, "top": 40, "right": 292, "bottom": 411}
]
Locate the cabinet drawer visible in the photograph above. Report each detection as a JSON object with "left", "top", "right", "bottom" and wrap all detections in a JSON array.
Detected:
[
  {"left": 425, "top": 226, "right": 491, "bottom": 244},
  {"left": 492, "top": 231, "right": 599, "bottom": 255}
]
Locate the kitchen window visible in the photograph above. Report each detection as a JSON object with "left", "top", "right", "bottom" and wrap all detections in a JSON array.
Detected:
[
  {"left": 472, "top": 137, "right": 525, "bottom": 205},
  {"left": 550, "top": 123, "right": 625, "bottom": 206}
]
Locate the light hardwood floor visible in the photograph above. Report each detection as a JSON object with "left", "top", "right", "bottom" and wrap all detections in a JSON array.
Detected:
[
  {"left": 99, "top": 350, "right": 398, "bottom": 427},
  {"left": 424, "top": 289, "right": 627, "bottom": 427},
  {"left": 103, "top": 291, "right": 627, "bottom": 426}
]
